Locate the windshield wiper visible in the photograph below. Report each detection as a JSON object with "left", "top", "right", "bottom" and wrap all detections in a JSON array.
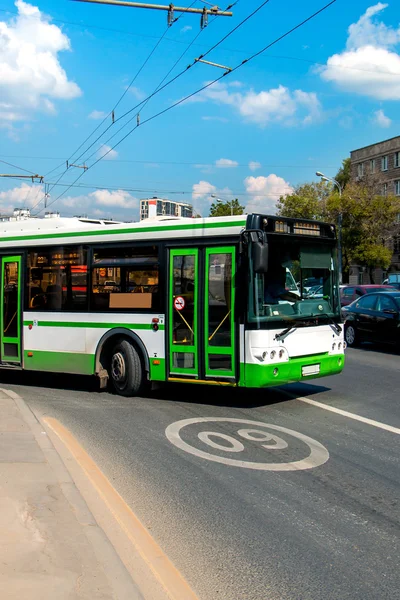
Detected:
[
  {"left": 274, "top": 314, "right": 342, "bottom": 342},
  {"left": 317, "top": 313, "right": 342, "bottom": 335},
  {"left": 274, "top": 318, "right": 314, "bottom": 342}
]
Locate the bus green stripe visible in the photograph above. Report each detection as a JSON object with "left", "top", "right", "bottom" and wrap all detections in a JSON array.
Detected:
[
  {"left": 24, "top": 350, "right": 95, "bottom": 375},
  {"left": 23, "top": 320, "right": 165, "bottom": 330},
  {"left": 4, "top": 219, "right": 246, "bottom": 244}
]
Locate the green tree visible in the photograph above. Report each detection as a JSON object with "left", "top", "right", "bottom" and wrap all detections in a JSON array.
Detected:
[
  {"left": 278, "top": 179, "right": 400, "bottom": 283},
  {"left": 276, "top": 181, "right": 331, "bottom": 220},
  {"left": 326, "top": 182, "right": 400, "bottom": 282},
  {"left": 335, "top": 157, "right": 351, "bottom": 190},
  {"left": 209, "top": 198, "right": 244, "bottom": 217}
]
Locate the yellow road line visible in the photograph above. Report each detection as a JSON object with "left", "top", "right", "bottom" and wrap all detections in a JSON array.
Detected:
[{"left": 43, "top": 417, "right": 199, "bottom": 600}]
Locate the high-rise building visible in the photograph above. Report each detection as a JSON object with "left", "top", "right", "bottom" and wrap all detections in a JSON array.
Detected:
[{"left": 140, "top": 197, "right": 193, "bottom": 220}]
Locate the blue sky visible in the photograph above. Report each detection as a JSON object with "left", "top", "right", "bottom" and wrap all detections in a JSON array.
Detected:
[{"left": 0, "top": 0, "right": 399, "bottom": 219}]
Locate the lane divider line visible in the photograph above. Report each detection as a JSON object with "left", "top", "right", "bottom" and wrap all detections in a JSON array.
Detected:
[
  {"left": 43, "top": 417, "right": 199, "bottom": 600},
  {"left": 279, "top": 392, "right": 400, "bottom": 435}
]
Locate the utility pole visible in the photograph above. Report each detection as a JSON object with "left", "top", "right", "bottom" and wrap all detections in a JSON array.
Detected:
[
  {"left": 0, "top": 174, "right": 44, "bottom": 183},
  {"left": 73, "top": 0, "right": 233, "bottom": 28}
]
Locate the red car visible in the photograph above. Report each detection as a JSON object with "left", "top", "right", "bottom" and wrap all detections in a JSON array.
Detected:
[{"left": 340, "top": 284, "right": 396, "bottom": 307}]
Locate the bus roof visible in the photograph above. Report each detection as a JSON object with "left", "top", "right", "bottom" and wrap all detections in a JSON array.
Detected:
[{"left": 0, "top": 213, "right": 248, "bottom": 248}]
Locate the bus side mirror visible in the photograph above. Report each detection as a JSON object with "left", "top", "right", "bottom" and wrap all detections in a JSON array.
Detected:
[{"left": 253, "top": 241, "right": 269, "bottom": 273}]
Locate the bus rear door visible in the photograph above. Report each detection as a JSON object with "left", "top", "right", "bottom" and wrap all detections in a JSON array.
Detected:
[{"left": 0, "top": 256, "right": 22, "bottom": 366}]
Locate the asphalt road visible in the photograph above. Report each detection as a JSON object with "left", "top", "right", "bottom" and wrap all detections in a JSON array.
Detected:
[{"left": 1, "top": 345, "right": 399, "bottom": 600}]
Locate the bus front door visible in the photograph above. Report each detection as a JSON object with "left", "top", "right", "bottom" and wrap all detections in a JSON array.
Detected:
[
  {"left": 0, "top": 256, "right": 22, "bottom": 365},
  {"left": 168, "top": 247, "right": 236, "bottom": 382}
]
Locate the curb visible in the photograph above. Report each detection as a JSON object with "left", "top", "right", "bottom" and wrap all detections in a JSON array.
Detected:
[{"left": 1, "top": 387, "right": 144, "bottom": 600}]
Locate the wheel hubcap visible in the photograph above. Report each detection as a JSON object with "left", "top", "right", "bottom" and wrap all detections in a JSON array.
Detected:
[
  {"left": 346, "top": 326, "right": 355, "bottom": 345},
  {"left": 111, "top": 352, "right": 126, "bottom": 382}
]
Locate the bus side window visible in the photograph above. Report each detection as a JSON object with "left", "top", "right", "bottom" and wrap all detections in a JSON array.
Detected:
[
  {"left": 91, "top": 245, "right": 160, "bottom": 311},
  {"left": 26, "top": 247, "right": 88, "bottom": 311}
]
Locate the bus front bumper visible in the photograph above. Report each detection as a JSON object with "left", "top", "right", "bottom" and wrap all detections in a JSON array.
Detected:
[{"left": 241, "top": 353, "right": 345, "bottom": 388}]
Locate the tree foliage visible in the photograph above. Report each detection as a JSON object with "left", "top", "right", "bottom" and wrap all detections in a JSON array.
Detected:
[
  {"left": 334, "top": 157, "right": 351, "bottom": 190},
  {"left": 209, "top": 198, "right": 244, "bottom": 217},
  {"left": 277, "top": 179, "right": 400, "bottom": 282},
  {"left": 276, "top": 181, "right": 331, "bottom": 220}
]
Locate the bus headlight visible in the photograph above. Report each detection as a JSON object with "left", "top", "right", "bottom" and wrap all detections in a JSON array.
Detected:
[{"left": 270, "top": 350, "right": 276, "bottom": 359}]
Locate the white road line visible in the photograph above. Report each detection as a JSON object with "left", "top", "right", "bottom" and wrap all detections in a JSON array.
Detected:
[{"left": 282, "top": 393, "right": 400, "bottom": 435}]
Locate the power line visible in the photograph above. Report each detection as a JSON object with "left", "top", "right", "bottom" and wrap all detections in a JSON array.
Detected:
[
  {"left": 37, "top": 0, "right": 337, "bottom": 214},
  {"left": 5, "top": 175, "right": 293, "bottom": 198},
  {"left": 83, "top": 0, "right": 338, "bottom": 171},
  {"left": 2, "top": 7, "right": 398, "bottom": 78},
  {"left": 31, "top": 0, "right": 236, "bottom": 212},
  {"left": 0, "top": 155, "right": 339, "bottom": 169},
  {"left": 35, "top": 1, "right": 200, "bottom": 207},
  {"left": 0, "top": 158, "right": 36, "bottom": 175},
  {"left": 69, "top": 0, "right": 268, "bottom": 167}
]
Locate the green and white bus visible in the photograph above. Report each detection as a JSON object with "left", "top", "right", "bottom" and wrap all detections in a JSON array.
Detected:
[{"left": 0, "top": 211, "right": 344, "bottom": 396}]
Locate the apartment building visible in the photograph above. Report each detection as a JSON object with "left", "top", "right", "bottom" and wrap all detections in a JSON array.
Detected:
[
  {"left": 140, "top": 197, "right": 193, "bottom": 220},
  {"left": 350, "top": 135, "right": 400, "bottom": 197},
  {"left": 350, "top": 136, "right": 400, "bottom": 283}
]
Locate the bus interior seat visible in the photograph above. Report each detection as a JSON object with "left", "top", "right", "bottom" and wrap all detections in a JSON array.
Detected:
[{"left": 46, "top": 284, "right": 63, "bottom": 310}]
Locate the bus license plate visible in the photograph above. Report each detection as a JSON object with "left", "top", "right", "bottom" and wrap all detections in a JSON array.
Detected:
[{"left": 302, "top": 364, "right": 320, "bottom": 377}]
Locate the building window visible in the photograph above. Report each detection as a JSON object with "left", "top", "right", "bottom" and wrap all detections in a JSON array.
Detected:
[
  {"left": 395, "top": 151, "right": 400, "bottom": 168},
  {"left": 383, "top": 183, "right": 388, "bottom": 196},
  {"left": 357, "top": 163, "right": 364, "bottom": 177},
  {"left": 370, "top": 159, "right": 376, "bottom": 173},
  {"left": 26, "top": 247, "right": 88, "bottom": 311},
  {"left": 381, "top": 155, "right": 388, "bottom": 171},
  {"left": 395, "top": 180, "right": 400, "bottom": 196},
  {"left": 394, "top": 235, "right": 400, "bottom": 255}
]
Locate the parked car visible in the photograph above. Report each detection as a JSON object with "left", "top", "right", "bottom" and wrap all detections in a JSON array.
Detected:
[
  {"left": 383, "top": 274, "right": 400, "bottom": 290},
  {"left": 342, "top": 291, "right": 400, "bottom": 347},
  {"left": 340, "top": 284, "right": 396, "bottom": 306}
]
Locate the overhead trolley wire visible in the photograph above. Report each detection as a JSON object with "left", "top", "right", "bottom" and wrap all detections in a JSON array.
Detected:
[
  {"left": 70, "top": 0, "right": 244, "bottom": 169},
  {"left": 31, "top": 1, "right": 200, "bottom": 207},
  {"left": 36, "top": 0, "right": 336, "bottom": 215}
]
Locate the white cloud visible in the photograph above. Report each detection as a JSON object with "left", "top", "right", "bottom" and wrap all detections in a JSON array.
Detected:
[
  {"left": 0, "top": 182, "right": 44, "bottom": 213},
  {"left": 90, "top": 189, "right": 138, "bottom": 209},
  {"left": 249, "top": 161, "right": 261, "bottom": 172},
  {"left": 244, "top": 174, "right": 293, "bottom": 213},
  {"left": 346, "top": 3, "right": 400, "bottom": 49},
  {"left": 215, "top": 158, "right": 238, "bottom": 169},
  {"left": 372, "top": 108, "right": 392, "bottom": 127},
  {"left": 62, "top": 189, "right": 138, "bottom": 216},
  {"left": 0, "top": 1, "right": 81, "bottom": 127},
  {"left": 89, "top": 110, "right": 107, "bottom": 119},
  {"left": 0, "top": 183, "right": 139, "bottom": 219},
  {"left": 181, "top": 25, "right": 192, "bottom": 33},
  {"left": 97, "top": 144, "right": 118, "bottom": 160},
  {"left": 128, "top": 86, "right": 145, "bottom": 100},
  {"left": 192, "top": 180, "right": 216, "bottom": 200},
  {"left": 320, "top": 3, "right": 400, "bottom": 100},
  {"left": 192, "top": 81, "right": 322, "bottom": 127}
]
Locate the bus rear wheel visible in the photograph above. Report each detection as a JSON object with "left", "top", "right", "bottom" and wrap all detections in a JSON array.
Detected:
[{"left": 110, "top": 339, "right": 145, "bottom": 397}]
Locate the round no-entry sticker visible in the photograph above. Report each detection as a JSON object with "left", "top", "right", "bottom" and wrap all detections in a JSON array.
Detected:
[{"left": 174, "top": 296, "right": 185, "bottom": 311}]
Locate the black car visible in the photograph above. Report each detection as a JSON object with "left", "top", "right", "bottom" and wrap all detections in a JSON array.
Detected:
[{"left": 342, "top": 291, "right": 400, "bottom": 347}]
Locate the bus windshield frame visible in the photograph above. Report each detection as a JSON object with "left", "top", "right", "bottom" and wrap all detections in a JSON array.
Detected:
[{"left": 247, "top": 235, "right": 341, "bottom": 329}]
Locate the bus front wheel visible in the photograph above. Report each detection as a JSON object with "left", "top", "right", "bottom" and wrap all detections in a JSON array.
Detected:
[{"left": 110, "top": 339, "right": 145, "bottom": 397}]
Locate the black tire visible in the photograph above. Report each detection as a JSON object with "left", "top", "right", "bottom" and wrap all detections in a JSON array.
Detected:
[
  {"left": 345, "top": 323, "right": 358, "bottom": 347},
  {"left": 109, "top": 339, "right": 146, "bottom": 397}
]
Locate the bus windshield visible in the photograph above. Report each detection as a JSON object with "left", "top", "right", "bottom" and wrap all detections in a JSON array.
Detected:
[{"left": 249, "top": 238, "right": 340, "bottom": 325}]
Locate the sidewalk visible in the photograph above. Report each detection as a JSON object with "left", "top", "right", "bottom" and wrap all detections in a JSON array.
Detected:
[{"left": 0, "top": 388, "right": 141, "bottom": 600}]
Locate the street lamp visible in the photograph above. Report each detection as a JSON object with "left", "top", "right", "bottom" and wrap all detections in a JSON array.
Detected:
[
  {"left": 316, "top": 171, "right": 343, "bottom": 284},
  {"left": 211, "top": 194, "right": 234, "bottom": 216}
]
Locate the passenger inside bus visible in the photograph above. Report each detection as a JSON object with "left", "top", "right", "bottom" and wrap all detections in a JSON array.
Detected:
[{"left": 264, "top": 264, "right": 299, "bottom": 304}]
